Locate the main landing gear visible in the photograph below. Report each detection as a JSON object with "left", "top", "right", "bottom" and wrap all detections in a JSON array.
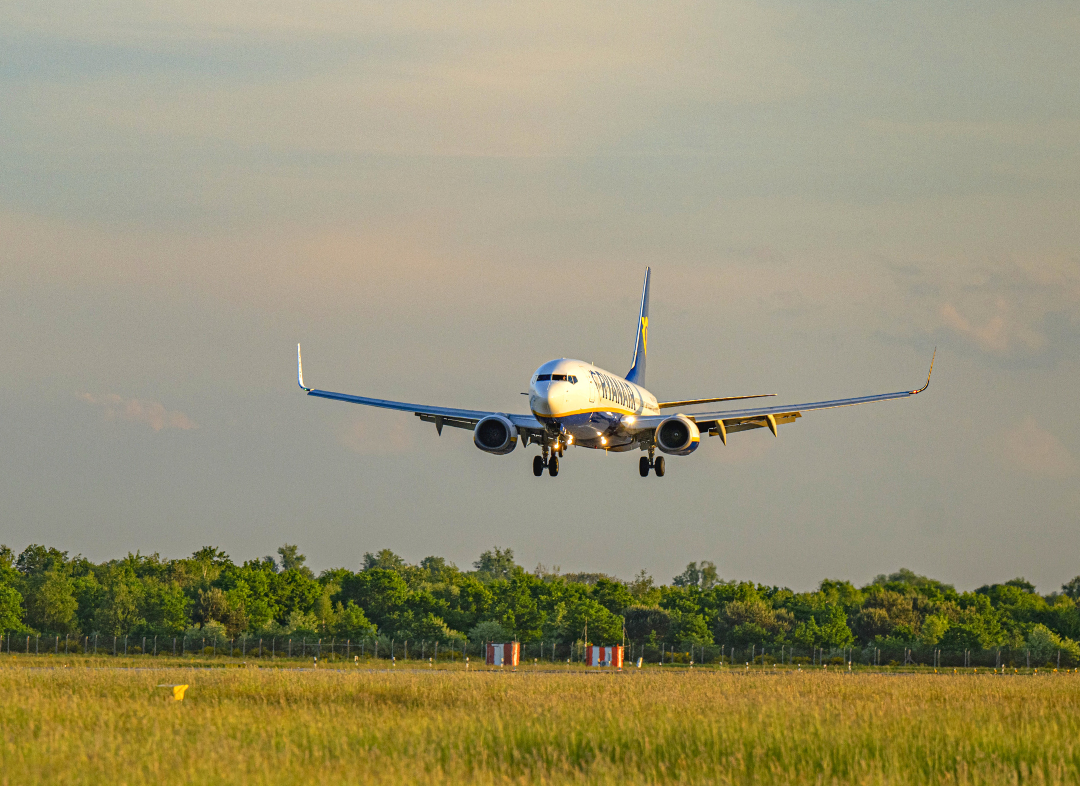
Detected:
[
  {"left": 533, "top": 444, "right": 561, "bottom": 477},
  {"left": 639, "top": 447, "right": 665, "bottom": 478}
]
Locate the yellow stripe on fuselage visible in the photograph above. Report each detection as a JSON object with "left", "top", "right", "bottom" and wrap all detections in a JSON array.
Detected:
[{"left": 532, "top": 406, "right": 658, "bottom": 420}]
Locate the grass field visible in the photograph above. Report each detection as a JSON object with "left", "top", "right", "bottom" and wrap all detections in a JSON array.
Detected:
[{"left": 2, "top": 658, "right": 1078, "bottom": 785}]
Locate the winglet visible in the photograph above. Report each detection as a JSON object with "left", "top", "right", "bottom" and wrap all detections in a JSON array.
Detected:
[
  {"left": 913, "top": 348, "right": 935, "bottom": 394},
  {"left": 298, "top": 344, "right": 311, "bottom": 391}
]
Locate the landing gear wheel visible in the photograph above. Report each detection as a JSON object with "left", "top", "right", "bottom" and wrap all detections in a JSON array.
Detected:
[
  {"left": 548, "top": 455, "right": 560, "bottom": 477},
  {"left": 654, "top": 456, "right": 666, "bottom": 477},
  {"left": 639, "top": 457, "right": 650, "bottom": 477},
  {"left": 533, "top": 456, "right": 545, "bottom": 476}
]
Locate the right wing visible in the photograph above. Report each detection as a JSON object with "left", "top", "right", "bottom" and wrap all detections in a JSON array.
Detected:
[
  {"left": 297, "top": 345, "right": 544, "bottom": 435},
  {"left": 630, "top": 351, "right": 935, "bottom": 442}
]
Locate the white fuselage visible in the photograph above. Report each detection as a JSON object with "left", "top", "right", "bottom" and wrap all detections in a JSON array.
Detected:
[{"left": 528, "top": 359, "right": 660, "bottom": 451}]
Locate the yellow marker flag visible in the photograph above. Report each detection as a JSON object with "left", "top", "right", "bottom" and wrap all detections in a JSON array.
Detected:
[{"left": 158, "top": 684, "right": 189, "bottom": 701}]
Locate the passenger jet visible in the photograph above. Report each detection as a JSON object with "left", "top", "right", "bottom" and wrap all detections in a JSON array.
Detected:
[{"left": 298, "top": 269, "right": 933, "bottom": 477}]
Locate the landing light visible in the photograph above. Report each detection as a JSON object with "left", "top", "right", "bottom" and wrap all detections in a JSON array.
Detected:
[
  {"left": 600, "top": 436, "right": 607, "bottom": 445},
  {"left": 625, "top": 416, "right": 635, "bottom": 424},
  {"left": 568, "top": 436, "right": 574, "bottom": 444}
]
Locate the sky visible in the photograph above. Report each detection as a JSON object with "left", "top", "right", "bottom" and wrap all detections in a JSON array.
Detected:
[{"left": 1, "top": 1, "right": 1078, "bottom": 592}]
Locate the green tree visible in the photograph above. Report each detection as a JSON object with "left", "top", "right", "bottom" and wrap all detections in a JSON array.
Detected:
[
  {"left": 628, "top": 570, "right": 660, "bottom": 604},
  {"left": 0, "top": 584, "right": 27, "bottom": 632},
  {"left": 473, "top": 547, "right": 519, "bottom": 582},
  {"left": 314, "top": 588, "right": 334, "bottom": 631},
  {"left": 920, "top": 614, "right": 950, "bottom": 646},
  {"left": 23, "top": 568, "right": 78, "bottom": 634},
  {"left": 623, "top": 606, "right": 671, "bottom": 643},
  {"left": 16, "top": 544, "right": 69, "bottom": 575},
  {"left": 1062, "top": 576, "right": 1080, "bottom": 601},
  {"left": 362, "top": 549, "right": 406, "bottom": 573},
  {"left": 277, "top": 545, "right": 315, "bottom": 578},
  {"left": 1027, "top": 624, "right": 1080, "bottom": 666},
  {"left": 561, "top": 598, "right": 622, "bottom": 645},
  {"left": 592, "top": 577, "right": 634, "bottom": 616},
  {"left": 330, "top": 601, "right": 377, "bottom": 639},
  {"left": 0, "top": 546, "right": 27, "bottom": 632},
  {"left": 140, "top": 581, "right": 189, "bottom": 634},
  {"left": 673, "top": 562, "right": 700, "bottom": 588},
  {"left": 338, "top": 569, "right": 409, "bottom": 629},
  {"left": 95, "top": 566, "right": 146, "bottom": 635},
  {"left": 668, "top": 610, "right": 712, "bottom": 647},
  {"left": 469, "top": 619, "right": 512, "bottom": 643}
]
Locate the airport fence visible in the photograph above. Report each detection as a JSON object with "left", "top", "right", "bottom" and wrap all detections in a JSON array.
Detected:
[{"left": 1, "top": 631, "right": 1074, "bottom": 670}]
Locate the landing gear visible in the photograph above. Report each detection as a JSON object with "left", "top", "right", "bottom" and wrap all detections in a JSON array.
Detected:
[
  {"left": 534, "top": 442, "right": 561, "bottom": 477},
  {"left": 639, "top": 447, "right": 665, "bottom": 477}
]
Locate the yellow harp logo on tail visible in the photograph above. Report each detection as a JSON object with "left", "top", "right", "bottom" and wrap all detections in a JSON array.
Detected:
[{"left": 641, "top": 316, "right": 648, "bottom": 356}]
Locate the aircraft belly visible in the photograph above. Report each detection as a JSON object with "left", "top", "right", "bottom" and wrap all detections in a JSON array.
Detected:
[{"left": 542, "top": 410, "right": 638, "bottom": 450}]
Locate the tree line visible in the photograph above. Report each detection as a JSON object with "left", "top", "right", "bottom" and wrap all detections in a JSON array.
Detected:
[{"left": 2, "top": 544, "right": 1079, "bottom": 663}]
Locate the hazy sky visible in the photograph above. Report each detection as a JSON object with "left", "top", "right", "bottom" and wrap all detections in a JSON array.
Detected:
[{"left": 2, "top": 1, "right": 1078, "bottom": 591}]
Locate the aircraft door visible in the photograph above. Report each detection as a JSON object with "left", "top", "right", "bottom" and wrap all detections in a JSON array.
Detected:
[{"left": 588, "top": 374, "right": 596, "bottom": 403}]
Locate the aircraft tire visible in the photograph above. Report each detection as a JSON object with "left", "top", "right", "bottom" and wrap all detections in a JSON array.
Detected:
[
  {"left": 533, "top": 456, "right": 545, "bottom": 476},
  {"left": 548, "top": 455, "right": 560, "bottom": 477},
  {"left": 654, "top": 457, "right": 666, "bottom": 477},
  {"left": 639, "top": 457, "right": 650, "bottom": 477}
]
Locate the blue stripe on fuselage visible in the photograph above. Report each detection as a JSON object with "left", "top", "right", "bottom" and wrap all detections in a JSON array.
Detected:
[{"left": 534, "top": 410, "right": 637, "bottom": 448}]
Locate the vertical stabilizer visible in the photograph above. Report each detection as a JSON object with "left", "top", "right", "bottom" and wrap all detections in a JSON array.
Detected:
[{"left": 625, "top": 268, "right": 650, "bottom": 386}]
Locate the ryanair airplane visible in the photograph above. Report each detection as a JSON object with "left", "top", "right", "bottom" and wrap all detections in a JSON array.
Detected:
[{"left": 298, "top": 269, "right": 933, "bottom": 478}]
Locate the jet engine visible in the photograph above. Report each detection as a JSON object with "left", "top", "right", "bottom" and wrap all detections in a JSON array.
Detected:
[
  {"left": 473, "top": 415, "right": 519, "bottom": 454},
  {"left": 654, "top": 414, "right": 700, "bottom": 456}
]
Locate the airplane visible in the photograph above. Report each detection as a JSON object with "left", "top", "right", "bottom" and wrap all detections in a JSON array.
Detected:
[{"left": 298, "top": 268, "right": 933, "bottom": 478}]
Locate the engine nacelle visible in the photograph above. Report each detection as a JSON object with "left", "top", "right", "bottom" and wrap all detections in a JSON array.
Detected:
[
  {"left": 473, "top": 415, "right": 519, "bottom": 454},
  {"left": 655, "top": 414, "right": 700, "bottom": 456}
]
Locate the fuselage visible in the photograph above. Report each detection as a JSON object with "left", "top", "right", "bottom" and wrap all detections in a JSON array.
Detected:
[{"left": 528, "top": 359, "right": 660, "bottom": 451}]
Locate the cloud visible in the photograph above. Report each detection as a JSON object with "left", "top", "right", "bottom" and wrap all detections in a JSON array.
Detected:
[
  {"left": 930, "top": 259, "right": 1080, "bottom": 359},
  {"left": 998, "top": 417, "right": 1076, "bottom": 478},
  {"left": 80, "top": 393, "right": 198, "bottom": 431},
  {"left": 939, "top": 300, "right": 1045, "bottom": 355}
]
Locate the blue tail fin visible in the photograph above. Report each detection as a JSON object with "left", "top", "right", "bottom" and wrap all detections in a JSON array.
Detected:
[{"left": 625, "top": 268, "right": 650, "bottom": 386}]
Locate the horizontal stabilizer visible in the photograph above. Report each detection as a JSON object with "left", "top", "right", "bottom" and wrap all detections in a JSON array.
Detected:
[{"left": 658, "top": 393, "right": 775, "bottom": 409}]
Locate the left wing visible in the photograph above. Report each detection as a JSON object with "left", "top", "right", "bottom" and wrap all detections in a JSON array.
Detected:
[
  {"left": 630, "top": 351, "right": 935, "bottom": 442},
  {"left": 297, "top": 345, "right": 545, "bottom": 435}
]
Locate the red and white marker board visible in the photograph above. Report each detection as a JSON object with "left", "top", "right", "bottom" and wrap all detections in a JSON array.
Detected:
[
  {"left": 485, "top": 642, "right": 520, "bottom": 666},
  {"left": 585, "top": 645, "right": 623, "bottom": 668}
]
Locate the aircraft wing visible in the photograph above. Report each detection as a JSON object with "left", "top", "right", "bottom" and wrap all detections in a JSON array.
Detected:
[
  {"left": 629, "top": 351, "right": 935, "bottom": 441},
  {"left": 297, "top": 345, "right": 545, "bottom": 435}
]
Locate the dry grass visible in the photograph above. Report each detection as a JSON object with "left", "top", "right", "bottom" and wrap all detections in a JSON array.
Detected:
[{"left": 1, "top": 660, "right": 1078, "bottom": 785}]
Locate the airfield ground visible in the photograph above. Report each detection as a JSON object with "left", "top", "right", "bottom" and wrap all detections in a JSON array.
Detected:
[{"left": 2, "top": 656, "right": 1077, "bottom": 784}]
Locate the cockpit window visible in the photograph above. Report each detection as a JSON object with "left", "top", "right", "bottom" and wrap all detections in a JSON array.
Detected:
[
  {"left": 536, "top": 374, "right": 552, "bottom": 381},
  {"left": 551, "top": 374, "right": 568, "bottom": 381}
]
